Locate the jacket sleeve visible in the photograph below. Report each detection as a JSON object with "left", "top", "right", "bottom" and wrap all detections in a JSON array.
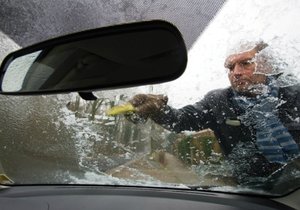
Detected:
[{"left": 151, "top": 92, "right": 218, "bottom": 133}]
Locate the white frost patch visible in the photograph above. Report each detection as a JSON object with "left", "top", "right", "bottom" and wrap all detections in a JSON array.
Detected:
[
  {"left": 58, "top": 106, "right": 107, "bottom": 169},
  {"left": 206, "top": 186, "right": 268, "bottom": 195},
  {"left": 181, "top": 130, "right": 197, "bottom": 135},
  {"left": 151, "top": 0, "right": 300, "bottom": 108},
  {"left": 104, "top": 121, "right": 116, "bottom": 126},
  {"left": 0, "top": 31, "right": 20, "bottom": 63},
  {"left": 69, "top": 171, "right": 190, "bottom": 189}
]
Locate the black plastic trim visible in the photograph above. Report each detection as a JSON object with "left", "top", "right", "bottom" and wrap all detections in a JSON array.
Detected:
[
  {"left": 0, "top": 185, "right": 294, "bottom": 210},
  {"left": 0, "top": 20, "right": 187, "bottom": 95}
]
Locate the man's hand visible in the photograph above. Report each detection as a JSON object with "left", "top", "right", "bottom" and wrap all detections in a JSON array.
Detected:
[{"left": 129, "top": 94, "right": 168, "bottom": 119}]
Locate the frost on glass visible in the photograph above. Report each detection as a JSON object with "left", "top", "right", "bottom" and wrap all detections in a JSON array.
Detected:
[
  {"left": 0, "top": 31, "right": 20, "bottom": 62},
  {"left": 1, "top": 0, "right": 300, "bottom": 197},
  {"left": 60, "top": 89, "right": 173, "bottom": 172}
]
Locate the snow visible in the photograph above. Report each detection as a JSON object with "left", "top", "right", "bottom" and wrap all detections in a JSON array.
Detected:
[
  {"left": 67, "top": 1, "right": 300, "bottom": 190},
  {"left": 0, "top": 31, "right": 20, "bottom": 63},
  {"left": 151, "top": 0, "right": 300, "bottom": 108},
  {"left": 1, "top": 1, "right": 300, "bottom": 194},
  {"left": 69, "top": 171, "right": 190, "bottom": 189}
]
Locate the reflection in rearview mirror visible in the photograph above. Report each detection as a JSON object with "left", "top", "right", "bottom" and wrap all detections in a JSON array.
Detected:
[{"left": 0, "top": 21, "right": 187, "bottom": 94}]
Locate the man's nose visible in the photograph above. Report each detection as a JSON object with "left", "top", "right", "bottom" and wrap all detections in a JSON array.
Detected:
[{"left": 232, "top": 63, "right": 244, "bottom": 76}]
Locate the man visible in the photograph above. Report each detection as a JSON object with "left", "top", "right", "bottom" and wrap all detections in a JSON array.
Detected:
[{"left": 127, "top": 41, "right": 300, "bottom": 181}]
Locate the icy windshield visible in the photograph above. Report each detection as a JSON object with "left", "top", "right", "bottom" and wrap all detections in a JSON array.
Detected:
[{"left": 1, "top": 0, "right": 300, "bottom": 196}]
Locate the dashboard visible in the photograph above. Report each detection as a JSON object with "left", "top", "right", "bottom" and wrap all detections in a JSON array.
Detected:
[{"left": 0, "top": 185, "right": 293, "bottom": 210}]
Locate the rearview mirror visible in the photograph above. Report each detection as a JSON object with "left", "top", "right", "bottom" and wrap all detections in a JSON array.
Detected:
[{"left": 0, "top": 20, "right": 187, "bottom": 94}]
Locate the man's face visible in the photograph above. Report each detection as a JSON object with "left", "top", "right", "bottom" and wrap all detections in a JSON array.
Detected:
[{"left": 225, "top": 49, "right": 267, "bottom": 94}]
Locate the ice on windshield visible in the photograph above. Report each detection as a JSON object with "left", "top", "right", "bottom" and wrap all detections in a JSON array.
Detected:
[
  {"left": 0, "top": 31, "right": 19, "bottom": 63},
  {"left": 0, "top": 0, "right": 300, "bottom": 197},
  {"left": 65, "top": 0, "right": 300, "bottom": 194},
  {"left": 153, "top": 0, "right": 300, "bottom": 108}
]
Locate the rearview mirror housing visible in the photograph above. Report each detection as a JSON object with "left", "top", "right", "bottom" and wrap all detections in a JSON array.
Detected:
[{"left": 0, "top": 20, "right": 187, "bottom": 95}]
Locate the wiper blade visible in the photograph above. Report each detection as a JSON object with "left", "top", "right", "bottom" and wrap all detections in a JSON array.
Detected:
[{"left": 188, "top": 185, "right": 219, "bottom": 190}]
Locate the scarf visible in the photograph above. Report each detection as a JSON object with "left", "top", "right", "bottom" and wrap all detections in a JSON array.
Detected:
[{"left": 233, "top": 78, "right": 300, "bottom": 163}]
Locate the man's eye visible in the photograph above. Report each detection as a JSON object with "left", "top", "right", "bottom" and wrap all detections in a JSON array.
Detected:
[
  {"left": 226, "top": 64, "right": 235, "bottom": 71},
  {"left": 241, "top": 60, "right": 255, "bottom": 67}
]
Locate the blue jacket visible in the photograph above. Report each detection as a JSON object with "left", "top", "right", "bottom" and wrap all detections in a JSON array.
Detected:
[{"left": 152, "top": 85, "right": 300, "bottom": 178}]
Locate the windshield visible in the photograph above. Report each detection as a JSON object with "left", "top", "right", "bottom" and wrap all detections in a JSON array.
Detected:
[{"left": 1, "top": 0, "right": 300, "bottom": 197}]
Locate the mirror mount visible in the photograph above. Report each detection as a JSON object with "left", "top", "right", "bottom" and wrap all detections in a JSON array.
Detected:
[{"left": 78, "top": 92, "right": 98, "bottom": 100}]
